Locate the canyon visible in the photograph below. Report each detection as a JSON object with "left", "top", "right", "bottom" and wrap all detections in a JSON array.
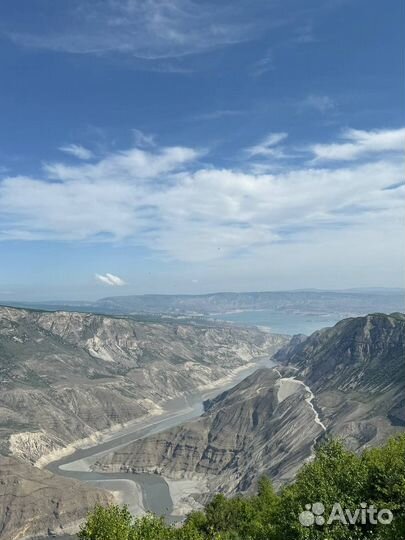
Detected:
[
  {"left": 0, "top": 308, "right": 404, "bottom": 539},
  {"left": 92, "top": 313, "right": 405, "bottom": 513},
  {"left": 0, "top": 306, "right": 286, "bottom": 539}
]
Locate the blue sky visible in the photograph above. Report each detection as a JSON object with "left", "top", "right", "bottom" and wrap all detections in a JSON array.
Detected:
[{"left": 0, "top": 0, "right": 404, "bottom": 300}]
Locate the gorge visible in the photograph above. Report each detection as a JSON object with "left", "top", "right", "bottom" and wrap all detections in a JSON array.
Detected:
[{"left": 0, "top": 308, "right": 404, "bottom": 539}]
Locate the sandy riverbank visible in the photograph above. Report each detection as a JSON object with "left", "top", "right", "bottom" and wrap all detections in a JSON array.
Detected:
[
  {"left": 34, "top": 403, "right": 164, "bottom": 469},
  {"left": 90, "top": 478, "right": 145, "bottom": 516},
  {"left": 165, "top": 477, "right": 209, "bottom": 517}
]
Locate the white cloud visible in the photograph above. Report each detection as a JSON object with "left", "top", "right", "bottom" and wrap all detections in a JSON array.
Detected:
[
  {"left": 0, "top": 127, "right": 403, "bottom": 269},
  {"left": 311, "top": 127, "right": 405, "bottom": 162},
  {"left": 8, "top": 0, "right": 252, "bottom": 60},
  {"left": 45, "top": 145, "right": 200, "bottom": 183},
  {"left": 245, "top": 132, "right": 288, "bottom": 158},
  {"left": 95, "top": 273, "right": 126, "bottom": 286},
  {"left": 59, "top": 144, "right": 94, "bottom": 160}
]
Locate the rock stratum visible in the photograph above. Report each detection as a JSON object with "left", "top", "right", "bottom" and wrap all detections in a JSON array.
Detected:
[
  {"left": 274, "top": 311, "right": 405, "bottom": 450},
  {"left": 0, "top": 306, "right": 286, "bottom": 538},
  {"left": 0, "top": 306, "right": 285, "bottom": 465},
  {"left": 1, "top": 309, "right": 403, "bottom": 537},
  {"left": 93, "top": 368, "right": 324, "bottom": 496},
  {"left": 93, "top": 313, "right": 405, "bottom": 510}
]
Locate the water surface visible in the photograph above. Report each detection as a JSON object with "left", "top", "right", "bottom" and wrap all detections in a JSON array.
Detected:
[
  {"left": 213, "top": 309, "right": 340, "bottom": 335},
  {"left": 47, "top": 357, "right": 275, "bottom": 519}
]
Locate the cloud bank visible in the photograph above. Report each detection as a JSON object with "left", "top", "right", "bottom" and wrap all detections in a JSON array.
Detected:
[{"left": 0, "top": 127, "right": 404, "bottom": 264}]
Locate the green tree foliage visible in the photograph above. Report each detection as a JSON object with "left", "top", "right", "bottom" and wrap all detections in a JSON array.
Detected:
[
  {"left": 363, "top": 435, "right": 405, "bottom": 539},
  {"left": 78, "top": 505, "right": 134, "bottom": 540},
  {"left": 79, "top": 434, "right": 405, "bottom": 540},
  {"left": 274, "top": 439, "right": 369, "bottom": 539}
]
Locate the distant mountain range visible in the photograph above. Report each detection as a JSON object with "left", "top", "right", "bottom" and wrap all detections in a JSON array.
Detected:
[{"left": 2, "top": 288, "right": 404, "bottom": 320}]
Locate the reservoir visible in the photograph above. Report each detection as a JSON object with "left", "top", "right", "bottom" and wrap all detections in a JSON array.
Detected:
[{"left": 46, "top": 357, "right": 275, "bottom": 519}]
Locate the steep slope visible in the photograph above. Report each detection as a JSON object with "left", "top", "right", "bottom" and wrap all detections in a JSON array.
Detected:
[
  {"left": 0, "top": 307, "right": 286, "bottom": 464},
  {"left": 274, "top": 312, "right": 405, "bottom": 449},
  {"left": 93, "top": 368, "right": 324, "bottom": 498},
  {"left": 93, "top": 312, "right": 405, "bottom": 513},
  {"left": 0, "top": 455, "right": 112, "bottom": 540}
]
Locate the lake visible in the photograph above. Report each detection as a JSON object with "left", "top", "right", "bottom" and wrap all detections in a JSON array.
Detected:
[{"left": 212, "top": 309, "right": 342, "bottom": 335}]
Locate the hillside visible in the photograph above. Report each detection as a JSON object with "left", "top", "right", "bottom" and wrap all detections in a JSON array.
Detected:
[
  {"left": 0, "top": 306, "right": 287, "bottom": 539},
  {"left": 0, "top": 306, "right": 285, "bottom": 465},
  {"left": 93, "top": 368, "right": 324, "bottom": 500},
  {"left": 93, "top": 312, "right": 405, "bottom": 514},
  {"left": 274, "top": 312, "right": 405, "bottom": 448},
  {"left": 81, "top": 434, "right": 405, "bottom": 540},
  {"left": 0, "top": 456, "right": 112, "bottom": 540}
]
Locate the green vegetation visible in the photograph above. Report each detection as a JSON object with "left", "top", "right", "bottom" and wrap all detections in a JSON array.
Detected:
[{"left": 79, "top": 435, "right": 405, "bottom": 540}]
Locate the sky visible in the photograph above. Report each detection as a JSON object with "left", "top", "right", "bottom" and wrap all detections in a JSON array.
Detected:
[{"left": 0, "top": 0, "right": 404, "bottom": 301}]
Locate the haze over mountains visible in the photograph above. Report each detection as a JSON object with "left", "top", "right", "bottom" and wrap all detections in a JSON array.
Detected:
[
  {"left": 98, "top": 289, "right": 405, "bottom": 317},
  {"left": 2, "top": 288, "right": 404, "bottom": 321}
]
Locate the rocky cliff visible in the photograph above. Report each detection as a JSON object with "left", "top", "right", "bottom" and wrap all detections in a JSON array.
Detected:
[
  {"left": 93, "top": 367, "right": 325, "bottom": 497},
  {"left": 274, "top": 312, "right": 405, "bottom": 449},
  {"left": 93, "top": 313, "right": 405, "bottom": 509},
  {"left": 0, "top": 306, "right": 286, "bottom": 464},
  {"left": 0, "top": 306, "right": 287, "bottom": 539}
]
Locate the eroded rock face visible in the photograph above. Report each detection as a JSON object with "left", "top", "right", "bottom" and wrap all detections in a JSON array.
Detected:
[
  {"left": 274, "top": 312, "right": 405, "bottom": 450},
  {"left": 0, "top": 307, "right": 287, "bottom": 464},
  {"left": 93, "top": 313, "right": 405, "bottom": 506},
  {"left": 93, "top": 368, "right": 324, "bottom": 495},
  {"left": 0, "top": 455, "right": 112, "bottom": 540}
]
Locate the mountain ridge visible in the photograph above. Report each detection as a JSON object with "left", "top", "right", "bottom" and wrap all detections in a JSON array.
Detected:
[
  {"left": 2, "top": 289, "right": 404, "bottom": 320},
  {"left": 93, "top": 312, "right": 405, "bottom": 514},
  {"left": 0, "top": 306, "right": 285, "bottom": 465}
]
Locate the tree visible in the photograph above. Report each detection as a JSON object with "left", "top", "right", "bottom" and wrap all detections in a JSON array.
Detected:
[
  {"left": 78, "top": 435, "right": 405, "bottom": 540},
  {"left": 362, "top": 434, "right": 405, "bottom": 539},
  {"left": 78, "top": 505, "right": 135, "bottom": 540},
  {"left": 273, "top": 439, "right": 368, "bottom": 540}
]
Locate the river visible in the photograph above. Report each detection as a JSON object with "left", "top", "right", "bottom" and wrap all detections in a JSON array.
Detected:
[{"left": 45, "top": 357, "right": 274, "bottom": 520}]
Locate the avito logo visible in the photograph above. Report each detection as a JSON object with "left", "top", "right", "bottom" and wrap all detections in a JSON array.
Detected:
[{"left": 299, "top": 502, "right": 393, "bottom": 527}]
